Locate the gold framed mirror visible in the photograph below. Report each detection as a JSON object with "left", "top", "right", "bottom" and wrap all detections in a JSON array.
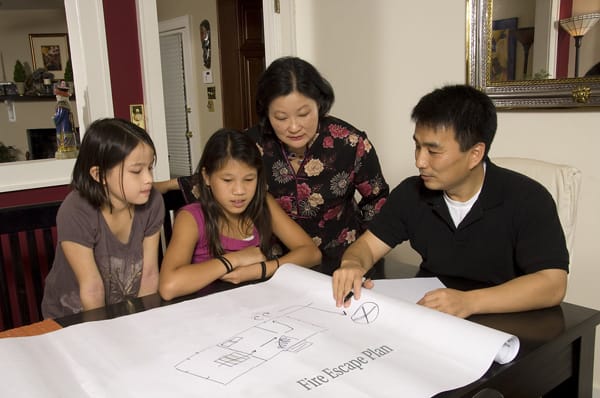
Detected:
[{"left": 467, "top": 0, "right": 600, "bottom": 108}]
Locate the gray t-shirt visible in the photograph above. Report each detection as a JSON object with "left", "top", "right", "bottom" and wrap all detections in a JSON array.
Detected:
[{"left": 42, "top": 189, "right": 164, "bottom": 319}]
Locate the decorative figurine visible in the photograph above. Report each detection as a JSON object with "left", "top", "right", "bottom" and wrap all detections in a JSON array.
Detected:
[{"left": 53, "top": 80, "right": 78, "bottom": 159}]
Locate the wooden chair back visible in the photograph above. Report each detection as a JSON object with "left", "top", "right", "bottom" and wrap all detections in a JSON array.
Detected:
[
  {"left": 0, "top": 202, "right": 60, "bottom": 331},
  {"left": 159, "top": 189, "right": 187, "bottom": 265}
]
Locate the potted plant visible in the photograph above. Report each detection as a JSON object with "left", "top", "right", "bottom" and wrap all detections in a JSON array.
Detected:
[
  {"left": 0, "top": 142, "right": 19, "bottom": 163},
  {"left": 13, "top": 60, "right": 26, "bottom": 95},
  {"left": 64, "top": 58, "right": 74, "bottom": 92}
]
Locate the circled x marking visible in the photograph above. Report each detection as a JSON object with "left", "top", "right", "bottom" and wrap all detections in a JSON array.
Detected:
[{"left": 350, "top": 302, "right": 379, "bottom": 324}]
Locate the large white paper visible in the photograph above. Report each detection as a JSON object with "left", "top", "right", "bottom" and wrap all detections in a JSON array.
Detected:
[
  {"left": 372, "top": 277, "right": 446, "bottom": 304},
  {"left": 0, "top": 265, "right": 518, "bottom": 397}
]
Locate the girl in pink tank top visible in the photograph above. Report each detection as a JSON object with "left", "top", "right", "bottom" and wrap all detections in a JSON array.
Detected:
[{"left": 159, "top": 129, "right": 321, "bottom": 300}]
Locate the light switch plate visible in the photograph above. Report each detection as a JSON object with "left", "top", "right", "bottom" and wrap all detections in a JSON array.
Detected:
[{"left": 203, "top": 70, "right": 213, "bottom": 84}]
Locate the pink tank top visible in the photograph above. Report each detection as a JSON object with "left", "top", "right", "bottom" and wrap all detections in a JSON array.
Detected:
[{"left": 181, "top": 203, "right": 261, "bottom": 263}]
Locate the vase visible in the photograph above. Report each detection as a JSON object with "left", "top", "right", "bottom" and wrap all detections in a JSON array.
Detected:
[{"left": 15, "top": 82, "right": 24, "bottom": 95}]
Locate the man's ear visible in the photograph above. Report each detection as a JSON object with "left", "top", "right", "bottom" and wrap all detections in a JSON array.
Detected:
[
  {"left": 469, "top": 142, "right": 486, "bottom": 169},
  {"left": 89, "top": 166, "right": 101, "bottom": 183}
]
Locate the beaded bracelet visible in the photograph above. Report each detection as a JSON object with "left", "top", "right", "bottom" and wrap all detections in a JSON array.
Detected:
[{"left": 217, "top": 256, "right": 233, "bottom": 273}]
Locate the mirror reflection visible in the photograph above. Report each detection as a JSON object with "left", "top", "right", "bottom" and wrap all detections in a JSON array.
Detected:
[
  {"left": 469, "top": 0, "right": 600, "bottom": 108},
  {"left": 490, "top": 0, "right": 600, "bottom": 83},
  {"left": 0, "top": 3, "right": 77, "bottom": 163}
]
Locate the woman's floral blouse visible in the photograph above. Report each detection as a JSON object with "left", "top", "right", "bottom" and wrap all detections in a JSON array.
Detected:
[{"left": 247, "top": 116, "right": 389, "bottom": 274}]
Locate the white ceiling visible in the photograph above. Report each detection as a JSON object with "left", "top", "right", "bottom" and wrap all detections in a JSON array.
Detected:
[{"left": 0, "top": 0, "right": 64, "bottom": 9}]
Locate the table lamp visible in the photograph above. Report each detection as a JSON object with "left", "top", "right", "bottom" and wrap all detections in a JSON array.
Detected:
[
  {"left": 515, "top": 27, "right": 535, "bottom": 77},
  {"left": 559, "top": 13, "right": 600, "bottom": 77}
]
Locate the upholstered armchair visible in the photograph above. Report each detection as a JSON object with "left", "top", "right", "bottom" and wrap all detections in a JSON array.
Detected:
[{"left": 492, "top": 157, "right": 582, "bottom": 261}]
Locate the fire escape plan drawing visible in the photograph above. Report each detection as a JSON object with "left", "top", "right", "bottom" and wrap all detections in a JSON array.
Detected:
[{"left": 174, "top": 301, "right": 380, "bottom": 385}]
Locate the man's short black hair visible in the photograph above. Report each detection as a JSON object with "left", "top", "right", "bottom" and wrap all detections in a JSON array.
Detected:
[{"left": 411, "top": 85, "right": 497, "bottom": 156}]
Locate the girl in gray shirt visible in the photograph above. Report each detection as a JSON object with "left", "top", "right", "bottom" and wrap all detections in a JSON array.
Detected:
[{"left": 42, "top": 118, "right": 164, "bottom": 319}]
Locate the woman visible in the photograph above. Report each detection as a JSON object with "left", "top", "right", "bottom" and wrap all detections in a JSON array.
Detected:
[{"left": 246, "top": 56, "right": 388, "bottom": 274}]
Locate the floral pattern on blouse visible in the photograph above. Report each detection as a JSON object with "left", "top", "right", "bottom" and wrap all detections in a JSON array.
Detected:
[{"left": 247, "top": 116, "right": 389, "bottom": 273}]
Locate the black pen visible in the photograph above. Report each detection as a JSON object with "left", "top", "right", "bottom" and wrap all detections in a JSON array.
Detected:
[
  {"left": 343, "top": 267, "right": 376, "bottom": 304},
  {"left": 342, "top": 290, "right": 354, "bottom": 316},
  {"left": 343, "top": 290, "right": 354, "bottom": 303}
]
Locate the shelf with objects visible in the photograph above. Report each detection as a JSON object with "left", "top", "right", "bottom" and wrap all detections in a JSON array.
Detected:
[{"left": 0, "top": 94, "right": 57, "bottom": 102}]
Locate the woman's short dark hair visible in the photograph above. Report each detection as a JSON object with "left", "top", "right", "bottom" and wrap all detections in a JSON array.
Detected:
[
  {"left": 411, "top": 85, "right": 497, "bottom": 156},
  {"left": 72, "top": 118, "right": 156, "bottom": 208},
  {"left": 193, "top": 129, "right": 272, "bottom": 257},
  {"left": 255, "top": 56, "right": 335, "bottom": 134}
]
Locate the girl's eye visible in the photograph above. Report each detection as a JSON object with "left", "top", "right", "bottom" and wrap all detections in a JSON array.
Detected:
[{"left": 131, "top": 169, "right": 142, "bottom": 174}]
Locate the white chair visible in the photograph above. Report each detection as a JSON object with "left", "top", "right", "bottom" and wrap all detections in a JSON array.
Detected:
[{"left": 492, "top": 157, "right": 582, "bottom": 260}]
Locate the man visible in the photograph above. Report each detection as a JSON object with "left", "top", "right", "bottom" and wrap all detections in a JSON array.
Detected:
[{"left": 333, "top": 85, "right": 568, "bottom": 318}]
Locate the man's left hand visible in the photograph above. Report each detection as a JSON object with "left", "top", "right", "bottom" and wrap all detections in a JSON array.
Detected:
[{"left": 417, "top": 288, "right": 474, "bottom": 318}]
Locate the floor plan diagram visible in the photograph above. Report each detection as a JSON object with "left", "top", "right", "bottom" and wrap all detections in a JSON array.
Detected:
[{"left": 174, "top": 301, "right": 379, "bottom": 385}]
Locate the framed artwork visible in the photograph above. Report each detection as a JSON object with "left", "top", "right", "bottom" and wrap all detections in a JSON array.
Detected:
[
  {"left": 130, "top": 104, "right": 146, "bottom": 130},
  {"left": 490, "top": 18, "right": 517, "bottom": 82},
  {"left": 29, "top": 33, "right": 70, "bottom": 80}
]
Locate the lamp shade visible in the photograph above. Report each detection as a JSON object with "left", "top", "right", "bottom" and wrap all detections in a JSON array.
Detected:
[{"left": 559, "top": 13, "right": 600, "bottom": 37}]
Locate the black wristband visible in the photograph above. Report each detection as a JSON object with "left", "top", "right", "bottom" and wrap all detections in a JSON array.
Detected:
[
  {"left": 275, "top": 256, "right": 280, "bottom": 269},
  {"left": 260, "top": 261, "right": 267, "bottom": 279},
  {"left": 217, "top": 256, "right": 233, "bottom": 273}
]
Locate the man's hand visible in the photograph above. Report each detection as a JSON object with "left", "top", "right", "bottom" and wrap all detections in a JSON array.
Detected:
[
  {"left": 332, "top": 263, "right": 368, "bottom": 308},
  {"left": 417, "top": 288, "right": 475, "bottom": 318},
  {"left": 331, "top": 230, "right": 391, "bottom": 309}
]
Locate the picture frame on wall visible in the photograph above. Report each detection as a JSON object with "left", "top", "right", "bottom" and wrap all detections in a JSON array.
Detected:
[
  {"left": 29, "top": 33, "right": 71, "bottom": 80},
  {"left": 490, "top": 18, "right": 517, "bottom": 82}
]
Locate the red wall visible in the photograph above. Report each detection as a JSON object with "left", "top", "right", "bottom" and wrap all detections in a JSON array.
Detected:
[
  {"left": 103, "top": 0, "right": 145, "bottom": 120},
  {"left": 0, "top": 186, "right": 71, "bottom": 207},
  {"left": 556, "top": 0, "right": 573, "bottom": 79},
  {"left": 0, "top": 1, "right": 144, "bottom": 207}
]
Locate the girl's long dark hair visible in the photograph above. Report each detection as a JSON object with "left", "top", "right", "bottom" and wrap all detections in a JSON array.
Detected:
[{"left": 193, "top": 129, "right": 272, "bottom": 257}]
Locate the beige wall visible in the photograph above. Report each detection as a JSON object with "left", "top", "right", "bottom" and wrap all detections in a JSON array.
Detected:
[
  {"left": 293, "top": 0, "right": 600, "bottom": 392},
  {"left": 0, "top": 10, "right": 77, "bottom": 160},
  {"left": 156, "top": 0, "right": 222, "bottom": 150}
]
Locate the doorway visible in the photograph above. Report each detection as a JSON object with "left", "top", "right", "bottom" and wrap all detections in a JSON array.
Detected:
[
  {"left": 218, "top": 0, "right": 265, "bottom": 131},
  {"left": 159, "top": 16, "right": 202, "bottom": 177}
]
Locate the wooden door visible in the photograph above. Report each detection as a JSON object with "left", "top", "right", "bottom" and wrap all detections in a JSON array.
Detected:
[{"left": 217, "top": 0, "right": 265, "bottom": 131}]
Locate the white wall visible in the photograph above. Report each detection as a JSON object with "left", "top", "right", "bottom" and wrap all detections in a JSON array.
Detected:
[{"left": 293, "top": 0, "right": 600, "bottom": 392}]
